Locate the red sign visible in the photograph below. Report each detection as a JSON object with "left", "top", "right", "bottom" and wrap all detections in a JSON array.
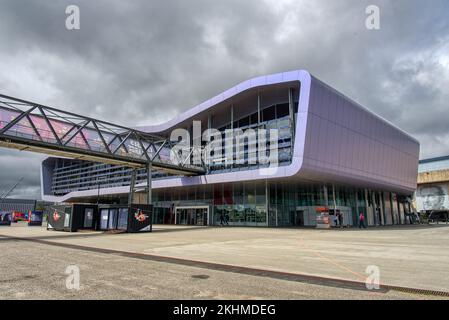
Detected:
[{"left": 53, "top": 210, "right": 61, "bottom": 221}]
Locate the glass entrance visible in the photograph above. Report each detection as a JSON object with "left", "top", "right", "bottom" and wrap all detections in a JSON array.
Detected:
[
  {"left": 99, "top": 207, "right": 128, "bottom": 231},
  {"left": 108, "top": 209, "right": 118, "bottom": 230},
  {"left": 100, "top": 209, "right": 109, "bottom": 230},
  {"left": 117, "top": 208, "right": 129, "bottom": 230},
  {"left": 175, "top": 207, "right": 209, "bottom": 226},
  {"left": 83, "top": 208, "right": 94, "bottom": 228},
  {"left": 290, "top": 210, "right": 304, "bottom": 226}
]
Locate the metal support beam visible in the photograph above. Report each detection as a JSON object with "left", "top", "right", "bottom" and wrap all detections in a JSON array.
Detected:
[
  {"left": 26, "top": 114, "right": 43, "bottom": 142},
  {"left": 147, "top": 162, "right": 152, "bottom": 206},
  {"left": 39, "top": 107, "right": 62, "bottom": 145},
  {"left": 323, "top": 185, "right": 329, "bottom": 207},
  {"left": 137, "top": 138, "right": 151, "bottom": 162},
  {"left": 364, "top": 189, "right": 370, "bottom": 225},
  {"left": 0, "top": 106, "right": 36, "bottom": 135},
  {"left": 92, "top": 121, "right": 112, "bottom": 154},
  {"left": 206, "top": 114, "right": 212, "bottom": 174},
  {"left": 112, "top": 131, "right": 133, "bottom": 154},
  {"left": 151, "top": 140, "right": 167, "bottom": 162},
  {"left": 60, "top": 120, "right": 85, "bottom": 142},
  {"left": 288, "top": 88, "right": 296, "bottom": 145},
  {"left": 62, "top": 121, "right": 90, "bottom": 146},
  {"left": 371, "top": 191, "right": 377, "bottom": 226},
  {"left": 332, "top": 184, "right": 337, "bottom": 218},
  {"left": 265, "top": 179, "right": 269, "bottom": 227},
  {"left": 128, "top": 169, "right": 137, "bottom": 205},
  {"left": 378, "top": 192, "right": 382, "bottom": 225},
  {"left": 230, "top": 104, "right": 234, "bottom": 170}
]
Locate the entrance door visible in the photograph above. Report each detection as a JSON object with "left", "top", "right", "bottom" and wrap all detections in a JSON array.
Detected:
[
  {"left": 290, "top": 210, "right": 304, "bottom": 227},
  {"left": 175, "top": 207, "right": 209, "bottom": 226},
  {"left": 196, "top": 209, "right": 207, "bottom": 226},
  {"left": 83, "top": 208, "right": 94, "bottom": 228},
  {"left": 268, "top": 208, "right": 277, "bottom": 227},
  {"left": 178, "top": 209, "right": 187, "bottom": 225},
  {"left": 100, "top": 209, "right": 109, "bottom": 230},
  {"left": 117, "top": 208, "right": 128, "bottom": 230},
  {"left": 108, "top": 209, "right": 118, "bottom": 230}
]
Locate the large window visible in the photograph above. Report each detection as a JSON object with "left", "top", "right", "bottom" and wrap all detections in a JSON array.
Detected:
[
  {"left": 276, "top": 103, "right": 289, "bottom": 118},
  {"left": 262, "top": 105, "right": 276, "bottom": 122}
]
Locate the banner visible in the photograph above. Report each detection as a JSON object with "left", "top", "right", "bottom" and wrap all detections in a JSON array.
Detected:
[{"left": 416, "top": 184, "right": 449, "bottom": 211}]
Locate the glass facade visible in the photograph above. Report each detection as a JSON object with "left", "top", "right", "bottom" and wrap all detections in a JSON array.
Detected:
[{"left": 150, "top": 181, "right": 410, "bottom": 227}]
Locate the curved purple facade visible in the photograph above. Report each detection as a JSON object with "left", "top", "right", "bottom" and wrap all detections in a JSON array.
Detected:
[{"left": 41, "top": 70, "right": 419, "bottom": 228}]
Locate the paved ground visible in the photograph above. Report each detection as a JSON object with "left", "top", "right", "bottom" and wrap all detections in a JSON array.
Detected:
[{"left": 0, "top": 223, "right": 448, "bottom": 299}]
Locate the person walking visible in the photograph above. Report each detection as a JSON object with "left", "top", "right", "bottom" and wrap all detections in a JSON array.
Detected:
[
  {"left": 333, "top": 214, "right": 338, "bottom": 227},
  {"left": 219, "top": 213, "right": 225, "bottom": 226},
  {"left": 338, "top": 212, "right": 343, "bottom": 227},
  {"left": 224, "top": 213, "right": 229, "bottom": 226},
  {"left": 359, "top": 212, "right": 366, "bottom": 229}
]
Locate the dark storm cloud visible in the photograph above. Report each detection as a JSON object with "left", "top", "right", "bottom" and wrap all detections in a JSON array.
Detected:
[
  {"left": 0, "top": 149, "right": 44, "bottom": 199},
  {"left": 0, "top": 0, "right": 448, "bottom": 199}
]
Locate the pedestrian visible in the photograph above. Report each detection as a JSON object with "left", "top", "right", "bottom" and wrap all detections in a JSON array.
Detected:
[
  {"left": 359, "top": 212, "right": 366, "bottom": 229},
  {"left": 333, "top": 214, "right": 338, "bottom": 227},
  {"left": 219, "top": 213, "right": 225, "bottom": 226},
  {"left": 225, "top": 213, "right": 229, "bottom": 225},
  {"left": 338, "top": 212, "right": 343, "bottom": 227}
]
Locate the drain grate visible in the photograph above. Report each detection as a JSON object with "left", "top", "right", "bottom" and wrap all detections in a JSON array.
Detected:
[{"left": 387, "top": 285, "right": 449, "bottom": 298}]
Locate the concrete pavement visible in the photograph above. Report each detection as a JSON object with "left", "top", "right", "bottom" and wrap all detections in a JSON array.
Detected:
[
  {"left": 1, "top": 223, "right": 448, "bottom": 294},
  {"left": 0, "top": 233, "right": 440, "bottom": 300}
]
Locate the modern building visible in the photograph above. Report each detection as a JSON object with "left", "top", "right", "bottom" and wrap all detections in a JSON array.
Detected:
[
  {"left": 41, "top": 70, "right": 420, "bottom": 228},
  {"left": 415, "top": 155, "right": 449, "bottom": 214}
]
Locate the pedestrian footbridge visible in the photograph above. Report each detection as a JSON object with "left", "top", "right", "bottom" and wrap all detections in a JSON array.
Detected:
[{"left": 0, "top": 94, "right": 205, "bottom": 176}]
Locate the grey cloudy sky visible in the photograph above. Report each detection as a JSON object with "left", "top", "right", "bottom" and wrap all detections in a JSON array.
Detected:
[{"left": 0, "top": 0, "right": 448, "bottom": 199}]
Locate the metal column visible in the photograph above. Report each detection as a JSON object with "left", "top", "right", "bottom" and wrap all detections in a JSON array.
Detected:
[
  {"left": 364, "top": 189, "right": 370, "bottom": 226},
  {"left": 288, "top": 88, "right": 296, "bottom": 145},
  {"left": 332, "top": 184, "right": 337, "bottom": 214},
  {"left": 323, "top": 185, "right": 329, "bottom": 207},
  {"left": 230, "top": 104, "right": 234, "bottom": 170},
  {"left": 371, "top": 191, "right": 378, "bottom": 226},
  {"left": 379, "top": 191, "right": 385, "bottom": 226},
  {"left": 128, "top": 169, "right": 137, "bottom": 205},
  {"left": 230, "top": 104, "right": 234, "bottom": 130},
  {"left": 207, "top": 114, "right": 212, "bottom": 174},
  {"left": 147, "top": 162, "right": 152, "bottom": 205},
  {"left": 265, "top": 179, "right": 269, "bottom": 227}
]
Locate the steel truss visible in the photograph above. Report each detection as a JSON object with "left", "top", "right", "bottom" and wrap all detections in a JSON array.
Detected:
[{"left": 0, "top": 94, "right": 205, "bottom": 176}]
